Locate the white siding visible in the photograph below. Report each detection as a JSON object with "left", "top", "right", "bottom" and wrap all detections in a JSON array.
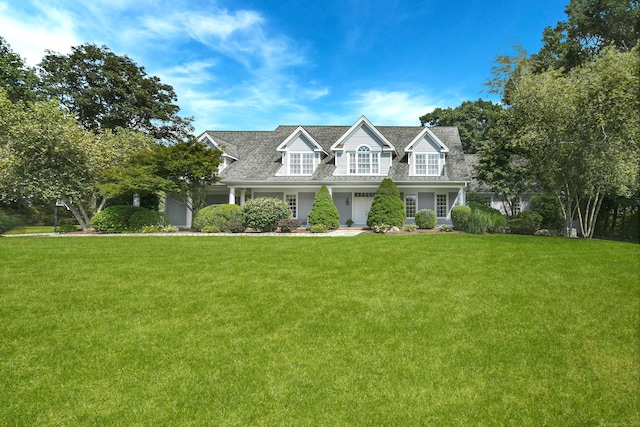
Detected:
[
  {"left": 341, "top": 125, "right": 385, "bottom": 151},
  {"left": 411, "top": 135, "right": 440, "bottom": 153},
  {"left": 287, "top": 134, "right": 315, "bottom": 151},
  {"left": 334, "top": 152, "right": 348, "bottom": 175}
]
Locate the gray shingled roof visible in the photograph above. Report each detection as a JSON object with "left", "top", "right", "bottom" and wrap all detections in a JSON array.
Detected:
[{"left": 200, "top": 125, "right": 471, "bottom": 184}]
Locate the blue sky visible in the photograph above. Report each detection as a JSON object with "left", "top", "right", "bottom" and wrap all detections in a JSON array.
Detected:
[{"left": 1, "top": 0, "right": 568, "bottom": 132}]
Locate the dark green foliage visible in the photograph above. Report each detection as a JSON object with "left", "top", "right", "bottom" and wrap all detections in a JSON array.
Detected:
[
  {"left": 91, "top": 205, "right": 140, "bottom": 233},
  {"left": 242, "top": 198, "right": 291, "bottom": 232},
  {"left": 128, "top": 209, "right": 170, "bottom": 232},
  {"left": 508, "top": 211, "right": 543, "bottom": 235},
  {"left": 227, "top": 221, "right": 246, "bottom": 233},
  {"left": 366, "top": 179, "right": 406, "bottom": 228},
  {"left": 0, "top": 209, "right": 22, "bottom": 234},
  {"left": 106, "top": 192, "right": 160, "bottom": 210},
  {"left": 531, "top": 195, "right": 564, "bottom": 231},
  {"left": 415, "top": 209, "right": 437, "bottom": 229},
  {"left": 38, "top": 43, "right": 193, "bottom": 141},
  {"left": 450, "top": 205, "right": 472, "bottom": 230},
  {"left": 0, "top": 36, "right": 40, "bottom": 103},
  {"left": 193, "top": 204, "right": 243, "bottom": 232},
  {"left": 419, "top": 99, "right": 504, "bottom": 153},
  {"left": 308, "top": 185, "right": 340, "bottom": 229},
  {"left": 278, "top": 218, "right": 302, "bottom": 232}
]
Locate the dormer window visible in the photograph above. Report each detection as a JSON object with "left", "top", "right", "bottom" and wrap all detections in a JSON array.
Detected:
[
  {"left": 414, "top": 153, "right": 443, "bottom": 175},
  {"left": 348, "top": 146, "right": 379, "bottom": 174},
  {"left": 289, "top": 153, "right": 314, "bottom": 175}
]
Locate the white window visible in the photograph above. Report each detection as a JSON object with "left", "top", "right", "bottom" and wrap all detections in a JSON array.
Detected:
[
  {"left": 415, "top": 154, "right": 427, "bottom": 175},
  {"left": 286, "top": 194, "right": 297, "bottom": 217},
  {"left": 302, "top": 153, "right": 314, "bottom": 175},
  {"left": 414, "top": 153, "right": 442, "bottom": 176},
  {"left": 427, "top": 154, "right": 439, "bottom": 175},
  {"left": 289, "top": 153, "right": 314, "bottom": 175},
  {"left": 405, "top": 194, "right": 416, "bottom": 218},
  {"left": 436, "top": 194, "right": 448, "bottom": 218},
  {"left": 349, "top": 146, "right": 379, "bottom": 175}
]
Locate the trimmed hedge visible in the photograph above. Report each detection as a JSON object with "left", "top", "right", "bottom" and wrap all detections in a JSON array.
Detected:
[
  {"left": 242, "top": 198, "right": 291, "bottom": 232},
  {"left": 193, "top": 204, "right": 243, "bottom": 233},
  {"left": 415, "top": 209, "right": 437, "bottom": 229},
  {"left": 129, "top": 209, "right": 170, "bottom": 232},
  {"left": 308, "top": 185, "right": 340, "bottom": 229},
  {"left": 366, "top": 178, "right": 406, "bottom": 228},
  {"left": 451, "top": 205, "right": 472, "bottom": 230}
]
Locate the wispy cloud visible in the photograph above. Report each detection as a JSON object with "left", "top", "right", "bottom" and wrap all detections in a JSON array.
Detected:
[{"left": 349, "top": 90, "right": 437, "bottom": 126}]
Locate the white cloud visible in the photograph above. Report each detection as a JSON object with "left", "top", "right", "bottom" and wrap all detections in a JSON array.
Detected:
[{"left": 349, "top": 90, "right": 437, "bottom": 126}]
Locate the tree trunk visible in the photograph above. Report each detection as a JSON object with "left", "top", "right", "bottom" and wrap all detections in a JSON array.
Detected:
[{"left": 64, "top": 197, "right": 90, "bottom": 231}]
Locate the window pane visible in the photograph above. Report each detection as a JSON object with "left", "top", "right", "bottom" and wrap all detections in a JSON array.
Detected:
[
  {"left": 302, "top": 153, "right": 314, "bottom": 174},
  {"left": 405, "top": 194, "right": 416, "bottom": 217},
  {"left": 357, "top": 147, "right": 370, "bottom": 174},
  {"left": 286, "top": 194, "right": 297, "bottom": 217},
  {"left": 427, "top": 154, "right": 439, "bottom": 175},
  {"left": 371, "top": 152, "right": 379, "bottom": 174},
  {"left": 290, "top": 154, "right": 301, "bottom": 174},
  {"left": 349, "top": 152, "right": 356, "bottom": 174},
  {"left": 415, "top": 154, "right": 426, "bottom": 175}
]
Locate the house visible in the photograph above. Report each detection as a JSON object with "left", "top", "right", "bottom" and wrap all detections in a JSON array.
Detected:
[{"left": 165, "top": 116, "right": 472, "bottom": 228}]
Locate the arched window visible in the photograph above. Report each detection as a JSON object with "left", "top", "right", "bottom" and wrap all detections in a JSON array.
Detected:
[{"left": 350, "top": 146, "right": 379, "bottom": 174}]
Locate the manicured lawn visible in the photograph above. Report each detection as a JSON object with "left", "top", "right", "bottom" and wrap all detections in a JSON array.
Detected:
[{"left": 0, "top": 234, "right": 638, "bottom": 425}]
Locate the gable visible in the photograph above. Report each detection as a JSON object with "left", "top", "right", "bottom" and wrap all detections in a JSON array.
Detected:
[
  {"left": 404, "top": 127, "right": 449, "bottom": 154},
  {"left": 277, "top": 126, "right": 327, "bottom": 154},
  {"left": 330, "top": 116, "right": 396, "bottom": 154}
]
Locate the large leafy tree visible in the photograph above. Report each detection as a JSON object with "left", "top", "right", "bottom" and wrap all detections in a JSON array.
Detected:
[
  {"left": 0, "top": 37, "right": 40, "bottom": 103},
  {"left": 504, "top": 47, "right": 639, "bottom": 237},
  {"left": 0, "top": 90, "right": 153, "bottom": 230},
  {"left": 532, "top": 0, "right": 639, "bottom": 71},
  {"left": 103, "top": 137, "right": 222, "bottom": 216},
  {"left": 38, "top": 44, "right": 193, "bottom": 142},
  {"left": 419, "top": 99, "right": 504, "bottom": 153}
]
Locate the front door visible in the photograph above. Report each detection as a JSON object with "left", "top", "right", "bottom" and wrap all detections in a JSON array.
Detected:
[{"left": 353, "top": 193, "right": 375, "bottom": 224}]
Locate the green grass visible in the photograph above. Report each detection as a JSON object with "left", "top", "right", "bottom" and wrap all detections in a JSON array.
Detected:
[
  {"left": 4, "top": 225, "right": 54, "bottom": 234},
  {"left": 1, "top": 234, "right": 638, "bottom": 425}
]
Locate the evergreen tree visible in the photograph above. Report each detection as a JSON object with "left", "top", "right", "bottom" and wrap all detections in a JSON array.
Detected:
[
  {"left": 366, "top": 178, "right": 406, "bottom": 228},
  {"left": 308, "top": 185, "right": 340, "bottom": 229}
]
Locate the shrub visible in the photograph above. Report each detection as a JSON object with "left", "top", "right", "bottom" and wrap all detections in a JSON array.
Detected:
[
  {"left": 92, "top": 205, "right": 140, "bottom": 233},
  {"left": 308, "top": 186, "right": 340, "bottom": 229},
  {"left": 403, "top": 224, "right": 417, "bottom": 232},
  {"left": 366, "top": 178, "right": 406, "bottom": 228},
  {"left": 371, "top": 223, "right": 392, "bottom": 233},
  {"left": 278, "top": 218, "right": 302, "bottom": 232},
  {"left": 228, "top": 221, "right": 245, "bottom": 233},
  {"left": 242, "top": 198, "right": 291, "bottom": 232},
  {"left": 308, "top": 223, "right": 329, "bottom": 233},
  {"left": 193, "top": 204, "right": 243, "bottom": 232},
  {"left": 466, "top": 204, "right": 507, "bottom": 234},
  {"left": 450, "top": 205, "right": 472, "bottom": 230},
  {"left": 129, "top": 209, "right": 170, "bottom": 232},
  {"left": 0, "top": 209, "right": 22, "bottom": 234},
  {"left": 439, "top": 225, "right": 454, "bottom": 232},
  {"left": 415, "top": 209, "right": 437, "bottom": 229},
  {"left": 508, "top": 211, "right": 543, "bottom": 235},
  {"left": 531, "top": 195, "right": 564, "bottom": 231}
]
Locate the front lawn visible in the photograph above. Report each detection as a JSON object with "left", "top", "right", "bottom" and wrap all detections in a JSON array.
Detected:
[{"left": 0, "top": 234, "right": 638, "bottom": 425}]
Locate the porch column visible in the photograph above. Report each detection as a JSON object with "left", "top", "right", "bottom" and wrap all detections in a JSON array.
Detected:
[
  {"left": 186, "top": 196, "right": 193, "bottom": 229},
  {"left": 228, "top": 186, "right": 236, "bottom": 204},
  {"left": 326, "top": 186, "right": 332, "bottom": 195},
  {"left": 458, "top": 187, "right": 466, "bottom": 206},
  {"left": 240, "top": 189, "right": 246, "bottom": 206}
]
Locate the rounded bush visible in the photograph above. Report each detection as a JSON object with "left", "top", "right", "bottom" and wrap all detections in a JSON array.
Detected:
[
  {"left": 308, "top": 185, "right": 340, "bottom": 229},
  {"left": 366, "top": 178, "right": 406, "bottom": 228},
  {"left": 308, "top": 223, "right": 329, "bottom": 233},
  {"left": 129, "top": 209, "right": 170, "bottom": 232},
  {"left": 193, "top": 204, "right": 243, "bottom": 232},
  {"left": 415, "top": 209, "right": 437, "bottom": 229},
  {"left": 450, "top": 205, "right": 472, "bottom": 230},
  {"left": 508, "top": 211, "right": 543, "bottom": 235},
  {"left": 242, "top": 198, "right": 291, "bottom": 232},
  {"left": 92, "top": 205, "right": 140, "bottom": 233}
]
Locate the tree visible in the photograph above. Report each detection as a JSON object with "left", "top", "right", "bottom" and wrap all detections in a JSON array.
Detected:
[
  {"left": 505, "top": 47, "right": 640, "bottom": 237},
  {"left": 419, "top": 99, "right": 504, "bottom": 153},
  {"left": 0, "top": 37, "right": 40, "bottom": 103},
  {"left": 474, "top": 113, "right": 534, "bottom": 216},
  {"left": 532, "top": 0, "right": 639, "bottom": 71},
  {"left": 38, "top": 44, "right": 193, "bottom": 142},
  {"left": 103, "top": 137, "right": 222, "bottom": 216},
  {"left": 307, "top": 185, "right": 340, "bottom": 229},
  {"left": 0, "top": 90, "right": 153, "bottom": 230},
  {"left": 366, "top": 178, "right": 406, "bottom": 228}
]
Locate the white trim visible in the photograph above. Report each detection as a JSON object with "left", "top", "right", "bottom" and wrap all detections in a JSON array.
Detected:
[
  {"left": 277, "top": 126, "right": 327, "bottom": 154},
  {"left": 198, "top": 133, "right": 238, "bottom": 160},
  {"left": 330, "top": 115, "right": 397, "bottom": 154},
  {"left": 404, "top": 127, "right": 449, "bottom": 153}
]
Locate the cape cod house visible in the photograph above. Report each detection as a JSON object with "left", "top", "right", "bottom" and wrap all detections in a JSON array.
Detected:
[{"left": 165, "top": 116, "right": 472, "bottom": 228}]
